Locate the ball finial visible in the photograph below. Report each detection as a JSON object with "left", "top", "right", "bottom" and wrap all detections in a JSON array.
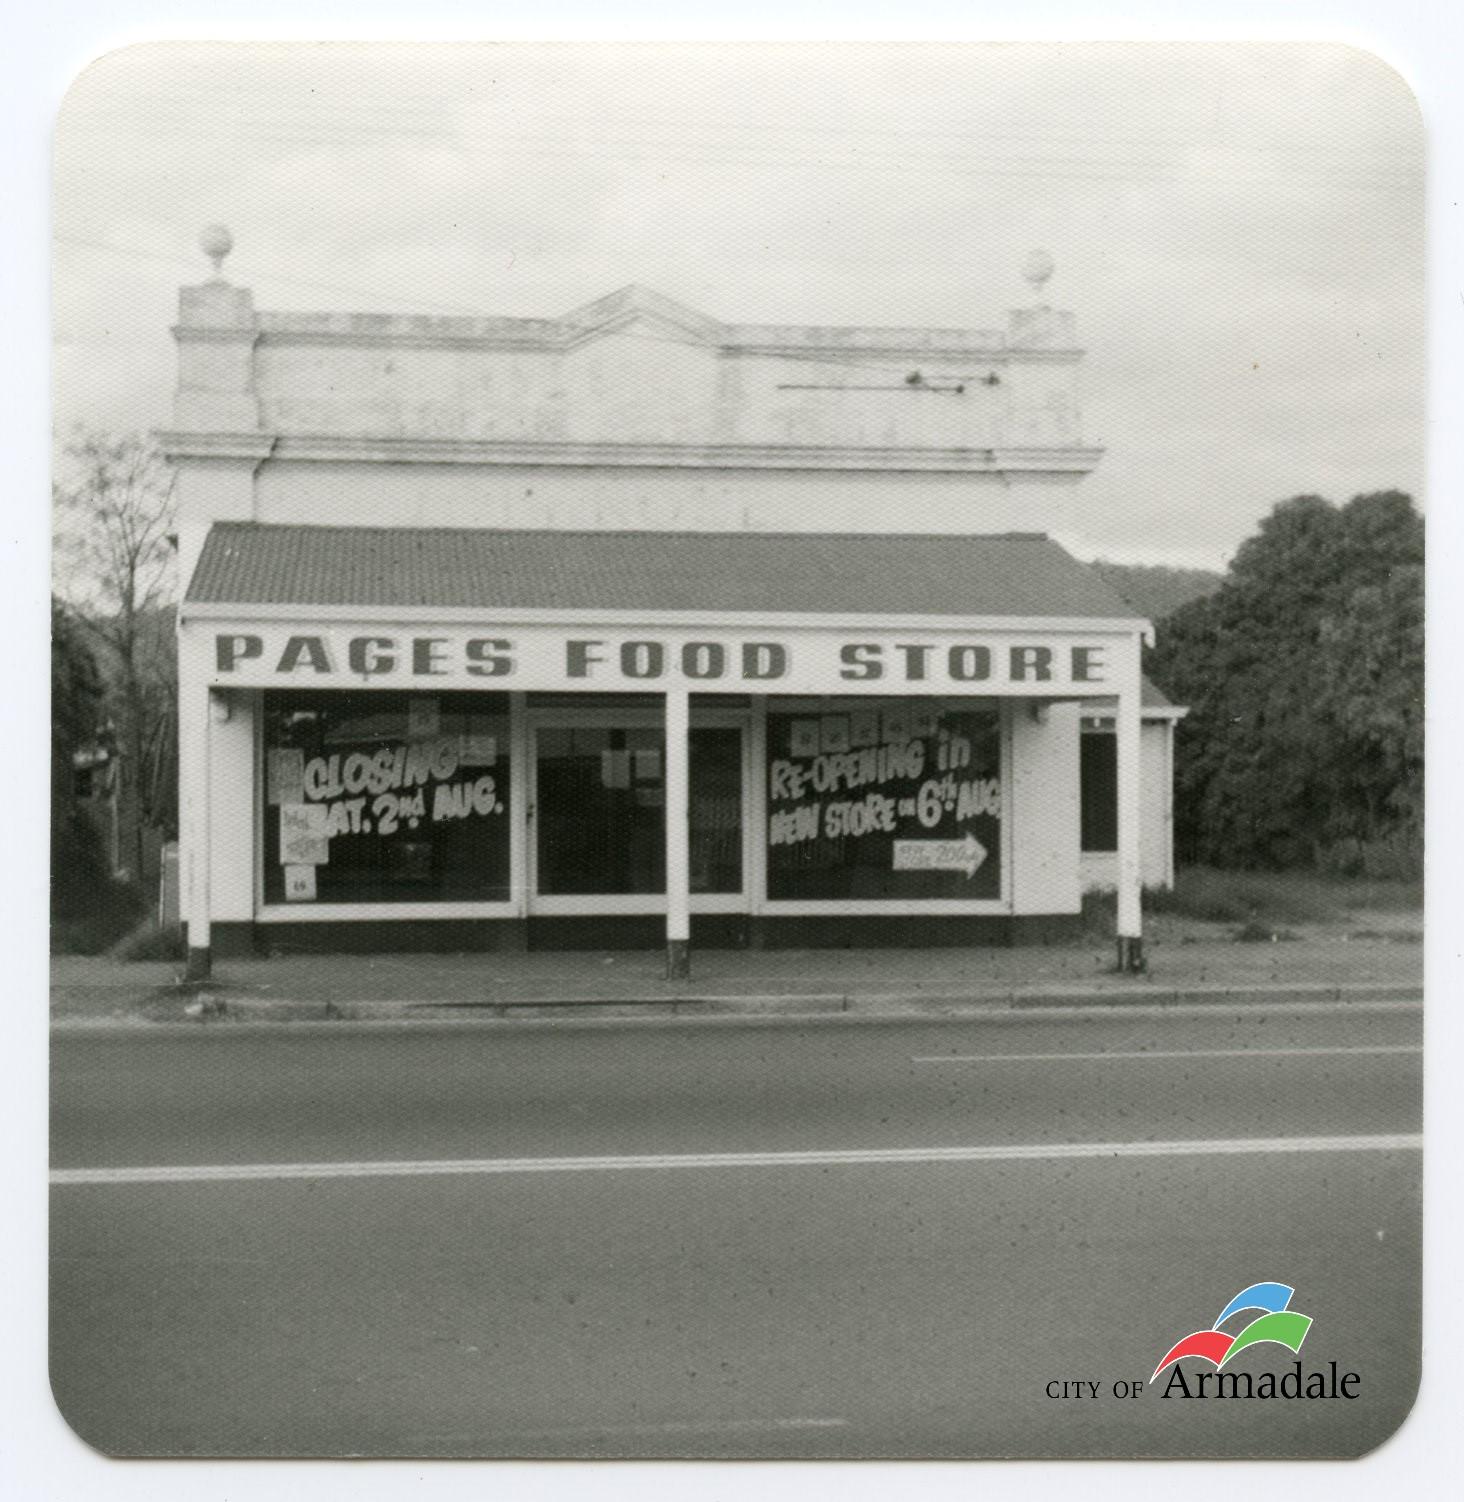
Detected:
[
  {"left": 199, "top": 224, "right": 234, "bottom": 277},
  {"left": 1022, "top": 248, "right": 1055, "bottom": 297}
]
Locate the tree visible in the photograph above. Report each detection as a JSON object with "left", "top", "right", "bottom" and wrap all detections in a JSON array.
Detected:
[
  {"left": 53, "top": 430, "right": 178, "bottom": 884},
  {"left": 51, "top": 597, "right": 109, "bottom": 918},
  {"left": 1146, "top": 491, "right": 1423, "bottom": 874}
]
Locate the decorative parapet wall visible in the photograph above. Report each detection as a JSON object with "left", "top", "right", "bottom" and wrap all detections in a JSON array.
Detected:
[{"left": 161, "top": 233, "right": 1101, "bottom": 478}]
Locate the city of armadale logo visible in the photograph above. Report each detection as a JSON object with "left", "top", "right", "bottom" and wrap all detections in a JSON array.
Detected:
[{"left": 1152, "top": 1281, "right": 1360, "bottom": 1400}]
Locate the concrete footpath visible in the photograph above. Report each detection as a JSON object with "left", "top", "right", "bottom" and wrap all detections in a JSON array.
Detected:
[{"left": 51, "top": 914, "right": 1423, "bottom": 1026}]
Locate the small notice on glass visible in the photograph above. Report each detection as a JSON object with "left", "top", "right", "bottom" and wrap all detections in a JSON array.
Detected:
[
  {"left": 282, "top": 864, "right": 317, "bottom": 902},
  {"left": 820, "top": 715, "right": 851, "bottom": 753},
  {"left": 460, "top": 731, "right": 497, "bottom": 767},
  {"left": 601, "top": 749, "right": 631, "bottom": 789},
  {"left": 790, "top": 719, "right": 821, "bottom": 758},
  {"left": 850, "top": 710, "right": 880, "bottom": 748},
  {"left": 266, "top": 747, "right": 305, "bottom": 805},
  {"left": 407, "top": 696, "right": 441, "bottom": 740},
  {"left": 279, "top": 803, "right": 329, "bottom": 865}
]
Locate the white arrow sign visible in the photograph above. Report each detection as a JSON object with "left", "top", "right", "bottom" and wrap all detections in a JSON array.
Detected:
[{"left": 892, "top": 834, "right": 988, "bottom": 880}]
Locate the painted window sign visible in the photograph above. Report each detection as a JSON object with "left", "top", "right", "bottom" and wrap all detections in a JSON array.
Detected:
[
  {"left": 766, "top": 702, "right": 1002, "bottom": 901},
  {"left": 261, "top": 690, "right": 511, "bottom": 906}
]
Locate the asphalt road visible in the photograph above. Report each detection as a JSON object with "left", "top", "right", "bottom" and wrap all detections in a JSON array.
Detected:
[{"left": 50, "top": 1002, "right": 1422, "bottom": 1459}]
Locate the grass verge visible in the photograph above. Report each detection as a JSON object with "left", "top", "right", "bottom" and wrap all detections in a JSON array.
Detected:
[{"left": 1145, "top": 866, "right": 1421, "bottom": 926}]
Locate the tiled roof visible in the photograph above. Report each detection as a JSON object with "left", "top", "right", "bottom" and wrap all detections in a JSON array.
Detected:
[{"left": 186, "top": 523, "right": 1145, "bottom": 622}]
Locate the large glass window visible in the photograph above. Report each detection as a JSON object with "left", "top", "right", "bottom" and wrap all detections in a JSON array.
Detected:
[
  {"left": 261, "top": 690, "right": 511, "bottom": 905},
  {"left": 534, "top": 723, "right": 743, "bottom": 897},
  {"left": 766, "top": 701, "right": 1002, "bottom": 901}
]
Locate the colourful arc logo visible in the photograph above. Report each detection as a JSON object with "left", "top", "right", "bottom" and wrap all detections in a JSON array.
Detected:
[{"left": 1151, "top": 1282, "right": 1314, "bottom": 1383}]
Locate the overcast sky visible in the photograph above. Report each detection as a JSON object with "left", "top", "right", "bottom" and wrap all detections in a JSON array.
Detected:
[{"left": 53, "top": 41, "right": 1423, "bottom": 571}]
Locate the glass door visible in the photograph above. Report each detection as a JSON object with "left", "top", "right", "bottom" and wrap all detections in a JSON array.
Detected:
[
  {"left": 528, "top": 716, "right": 745, "bottom": 910},
  {"left": 534, "top": 724, "right": 667, "bottom": 897}
]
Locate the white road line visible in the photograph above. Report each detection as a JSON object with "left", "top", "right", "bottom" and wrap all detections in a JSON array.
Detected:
[
  {"left": 910, "top": 1044, "right": 1422, "bottom": 1064},
  {"left": 49, "top": 1134, "right": 1422, "bottom": 1187}
]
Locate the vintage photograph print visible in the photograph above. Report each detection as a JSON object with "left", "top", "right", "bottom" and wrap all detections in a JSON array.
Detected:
[{"left": 49, "top": 41, "right": 1423, "bottom": 1459}]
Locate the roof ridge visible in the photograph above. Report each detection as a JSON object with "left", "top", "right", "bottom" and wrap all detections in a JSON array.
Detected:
[{"left": 208, "top": 521, "right": 1054, "bottom": 545}]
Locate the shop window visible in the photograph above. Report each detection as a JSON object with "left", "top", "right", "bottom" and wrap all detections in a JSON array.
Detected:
[
  {"left": 261, "top": 690, "right": 511, "bottom": 905},
  {"left": 535, "top": 724, "right": 743, "bottom": 897},
  {"left": 1080, "top": 731, "right": 1119, "bottom": 853},
  {"left": 766, "top": 702, "right": 1002, "bottom": 901}
]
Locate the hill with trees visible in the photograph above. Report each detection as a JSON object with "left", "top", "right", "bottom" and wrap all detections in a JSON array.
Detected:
[{"left": 1091, "top": 561, "right": 1222, "bottom": 622}]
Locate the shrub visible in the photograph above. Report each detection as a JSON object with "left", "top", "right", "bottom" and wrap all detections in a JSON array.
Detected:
[
  {"left": 1317, "top": 832, "right": 1422, "bottom": 883},
  {"left": 49, "top": 875, "right": 146, "bottom": 955},
  {"left": 1142, "top": 867, "right": 1336, "bottom": 925},
  {"left": 1142, "top": 864, "right": 1421, "bottom": 926}
]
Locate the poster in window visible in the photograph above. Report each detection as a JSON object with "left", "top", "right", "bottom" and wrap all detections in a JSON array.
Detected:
[
  {"left": 266, "top": 747, "right": 305, "bottom": 806},
  {"left": 790, "top": 719, "right": 821, "bottom": 757},
  {"left": 282, "top": 864, "right": 317, "bottom": 901},
  {"left": 820, "top": 715, "right": 851, "bottom": 753},
  {"left": 279, "top": 803, "right": 330, "bottom": 865},
  {"left": 460, "top": 731, "right": 497, "bottom": 767},
  {"left": 407, "top": 696, "right": 441, "bottom": 741},
  {"left": 601, "top": 749, "right": 631, "bottom": 789},
  {"left": 849, "top": 709, "right": 880, "bottom": 748}
]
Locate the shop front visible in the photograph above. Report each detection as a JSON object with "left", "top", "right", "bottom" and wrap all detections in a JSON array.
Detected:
[
  {"left": 160, "top": 234, "right": 1170, "bottom": 979},
  {"left": 177, "top": 526, "right": 1151, "bottom": 976}
]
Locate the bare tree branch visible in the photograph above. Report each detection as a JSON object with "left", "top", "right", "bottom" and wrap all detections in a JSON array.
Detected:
[{"left": 53, "top": 429, "right": 179, "bottom": 880}]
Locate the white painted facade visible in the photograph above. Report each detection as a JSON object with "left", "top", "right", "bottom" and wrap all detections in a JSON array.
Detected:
[
  {"left": 161, "top": 240, "right": 1172, "bottom": 970},
  {"left": 166, "top": 277, "right": 1100, "bottom": 587}
]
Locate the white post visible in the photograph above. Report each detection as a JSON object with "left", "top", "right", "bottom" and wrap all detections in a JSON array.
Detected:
[
  {"left": 185, "top": 688, "right": 215, "bottom": 981},
  {"left": 508, "top": 691, "right": 529, "bottom": 925},
  {"left": 664, "top": 688, "right": 691, "bottom": 979},
  {"left": 1115, "top": 677, "right": 1144, "bottom": 972},
  {"left": 176, "top": 628, "right": 207, "bottom": 978},
  {"left": 747, "top": 697, "right": 768, "bottom": 947},
  {"left": 1163, "top": 719, "right": 1177, "bottom": 891}
]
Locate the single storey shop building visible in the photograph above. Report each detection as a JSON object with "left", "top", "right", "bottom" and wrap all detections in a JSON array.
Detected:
[{"left": 161, "top": 233, "right": 1181, "bottom": 977}]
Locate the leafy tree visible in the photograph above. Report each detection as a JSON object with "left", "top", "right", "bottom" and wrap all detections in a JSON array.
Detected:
[
  {"left": 1147, "top": 491, "right": 1423, "bottom": 874},
  {"left": 51, "top": 597, "right": 109, "bottom": 919}
]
